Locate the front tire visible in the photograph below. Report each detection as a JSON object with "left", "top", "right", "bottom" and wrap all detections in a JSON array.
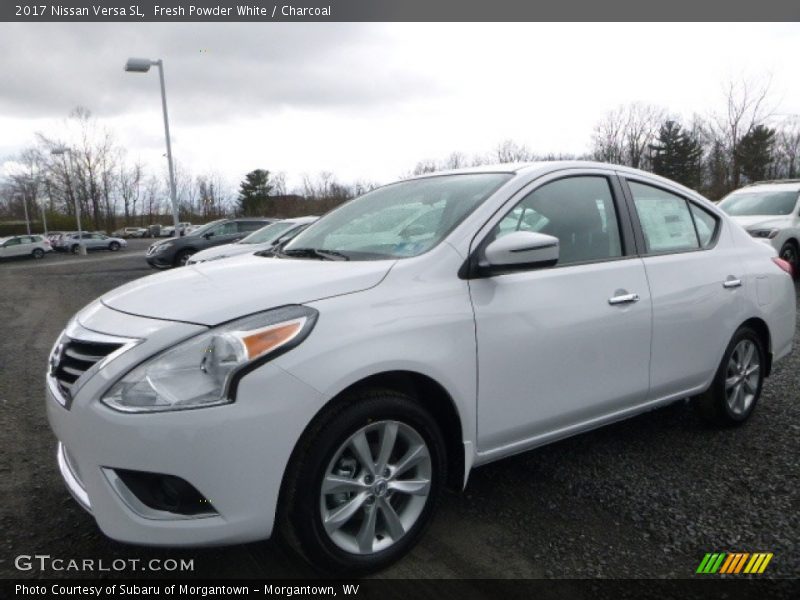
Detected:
[
  {"left": 174, "top": 249, "right": 194, "bottom": 267},
  {"left": 779, "top": 241, "right": 799, "bottom": 279},
  {"left": 109, "top": 241, "right": 120, "bottom": 252},
  {"left": 694, "top": 326, "right": 765, "bottom": 426},
  {"left": 280, "top": 389, "right": 446, "bottom": 574}
]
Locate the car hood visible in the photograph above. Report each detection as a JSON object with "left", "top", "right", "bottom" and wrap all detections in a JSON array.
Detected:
[
  {"left": 729, "top": 215, "right": 791, "bottom": 230},
  {"left": 102, "top": 255, "right": 395, "bottom": 326},
  {"left": 190, "top": 242, "right": 263, "bottom": 262}
]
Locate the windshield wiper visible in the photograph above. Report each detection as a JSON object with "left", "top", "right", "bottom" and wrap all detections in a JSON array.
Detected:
[{"left": 280, "top": 248, "right": 350, "bottom": 261}]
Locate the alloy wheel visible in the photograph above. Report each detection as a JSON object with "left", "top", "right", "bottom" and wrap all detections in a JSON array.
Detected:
[
  {"left": 319, "top": 420, "right": 432, "bottom": 555},
  {"left": 724, "top": 339, "right": 761, "bottom": 416}
]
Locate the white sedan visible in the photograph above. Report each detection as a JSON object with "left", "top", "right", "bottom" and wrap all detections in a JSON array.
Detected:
[
  {"left": 0, "top": 234, "right": 52, "bottom": 259},
  {"left": 47, "top": 162, "right": 795, "bottom": 573},
  {"left": 187, "top": 216, "right": 318, "bottom": 264}
]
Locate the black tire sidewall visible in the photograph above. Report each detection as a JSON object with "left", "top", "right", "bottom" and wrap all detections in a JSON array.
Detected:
[
  {"left": 32, "top": 249, "right": 44, "bottom": 259},
  {"left": 779, "top": 241, "right": 799, "bottom": 277},
  {"left": 109, "top": 242, "right": 120, "bottom": 251},
  {"left": 175, "top": 250, "right": 193, "bottom": 267},
  {"left": 287, "top": 392, "right": 447, "bottom": 574},
  {"left": 716, "top": 327, "right": 766, "bottom": 423}
]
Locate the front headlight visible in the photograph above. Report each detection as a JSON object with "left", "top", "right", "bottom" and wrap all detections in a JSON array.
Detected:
[
  {"left": 748, "top": 228, "right": 780, "bottom": 239},
  {"left": 102, "top": 305, "right": 318, "bottom": 413},
  {"left": 154, "top": 242, "right": 174, "bottom": 254}
]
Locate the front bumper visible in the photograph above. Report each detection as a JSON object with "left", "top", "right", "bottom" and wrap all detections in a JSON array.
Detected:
[{"left": 46, "top": 305, "right": 324, "bottom": 546}]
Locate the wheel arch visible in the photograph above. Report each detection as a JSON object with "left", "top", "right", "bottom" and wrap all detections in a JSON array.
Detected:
[
  {"left": 282, "top": 370, "right": 467, "bottom": 497},
  {"left": 739, "top": 317, "right": 773, "bottom": 377}
]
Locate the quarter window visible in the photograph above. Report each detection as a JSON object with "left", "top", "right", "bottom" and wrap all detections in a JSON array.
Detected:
[
  {"left": 629, "top": 182, "right": 699, "bottom": 253},
  {"left": 689, "top": 203, "right": 719, "bottom": 248},
  {"left": 491, "top": 176, "right": 623, "bottom": 266}
]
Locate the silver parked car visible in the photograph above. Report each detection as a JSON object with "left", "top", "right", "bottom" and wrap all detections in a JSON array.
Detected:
[
  {"left": 187, "top": 216, "right": 318, "bottom": 264},
  {"left": 61, "top": 233, "right": 128, "bottom": 254}
]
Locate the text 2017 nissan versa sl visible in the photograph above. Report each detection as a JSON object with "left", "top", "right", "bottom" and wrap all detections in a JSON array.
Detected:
[{"left": 47, "top": 162, "right": 795, "bottom": 572}]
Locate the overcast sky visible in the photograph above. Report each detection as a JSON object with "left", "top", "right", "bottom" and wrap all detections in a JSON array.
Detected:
[{"left": 1, "top": 22, "right": 799, "bottom": 188}]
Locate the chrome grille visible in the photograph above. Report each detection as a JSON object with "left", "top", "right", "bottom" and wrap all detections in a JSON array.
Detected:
[{"left": 50, "top": 337, "right": 123, "bottom": 400}]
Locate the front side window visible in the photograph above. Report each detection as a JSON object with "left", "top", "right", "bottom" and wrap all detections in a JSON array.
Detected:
[
  {"left": 718, "top": 190, "right": 799, "bottom": 216},
  {"left": 4, "top": 238, "right": 21, "bottom": 247},
  {"left": 630, "top": 182, "right": 699, "bottom": 253},
  {"left": 490, "top": 176, "right": 623, "bottom": 266},
  {"left": 283, "top": 173, "right": 512, "bottom": 260}
]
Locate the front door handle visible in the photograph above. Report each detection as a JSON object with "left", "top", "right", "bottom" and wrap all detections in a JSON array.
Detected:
[
  {"left": 608, "top": 292, "right": 640, "bottom": 305},
  {"left": 723, "top": 277, "right": 742, "bottom": 289}
]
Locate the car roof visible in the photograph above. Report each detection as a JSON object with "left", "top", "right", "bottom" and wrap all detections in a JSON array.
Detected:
[
  {"left": 736, "top": 181, "right": 800, "bottom": 193},
  {"left": 409, "top": 160, "right": 710, "bottom": 202}
]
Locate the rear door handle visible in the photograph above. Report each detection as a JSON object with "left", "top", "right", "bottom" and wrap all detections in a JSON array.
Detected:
[
  {"left": 608, "top": 292, "right": 640, "bottom": 305},
  {"left": 723, "top": 277, "right": 742, "bottom": 289}
]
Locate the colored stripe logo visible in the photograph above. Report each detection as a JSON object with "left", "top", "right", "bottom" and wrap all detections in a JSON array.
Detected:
[{"left": 696, "top": 552, "right": 773, "bottom": 574}]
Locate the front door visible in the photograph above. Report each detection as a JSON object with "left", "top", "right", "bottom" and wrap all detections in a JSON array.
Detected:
[{"left": 470, "top": 172, "right": 653, "bottom": 452}]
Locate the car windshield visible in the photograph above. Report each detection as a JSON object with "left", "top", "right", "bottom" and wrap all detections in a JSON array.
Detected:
[
  {"left": 281, "top": 173, "right": 511, "bottom": 260},
  {"left": 187, "top": 220, "right": 225, "bottom": 237},
  {"left": 719, "top": 190, "right": 799, "bottom": 216},
  {"left": 239, "top": 221, "right": 296, "bottom": 245}
]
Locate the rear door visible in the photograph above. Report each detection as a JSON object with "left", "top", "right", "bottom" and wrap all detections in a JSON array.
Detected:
[
  {"left": 620, "top": 176, "right": 744, "bottom": 400},
  {"left": 470, "top": 169, "right": 653, "bottom": 451}
]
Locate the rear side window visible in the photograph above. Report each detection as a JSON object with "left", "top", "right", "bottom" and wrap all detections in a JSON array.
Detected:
[
  {"left": 689, "top": 203, "right": 719, "bottom": 248},
  {"left": 629, "top": 182, "right": 699, "bottom": 253},
  {"left": 238, "top": 221, "right": 266, "bottom": 233}
]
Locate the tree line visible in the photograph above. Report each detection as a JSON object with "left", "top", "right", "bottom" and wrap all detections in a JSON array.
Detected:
[{"left": 2, "top": 79, "right": 798, "bottom": 235}]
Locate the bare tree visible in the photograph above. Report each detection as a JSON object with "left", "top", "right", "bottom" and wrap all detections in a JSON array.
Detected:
[
  {"left": 494, "top": 139, "right": 533, "bottom": 163},
  {"left": 711, "top": 78, "right": 774, "bottom": 188}
]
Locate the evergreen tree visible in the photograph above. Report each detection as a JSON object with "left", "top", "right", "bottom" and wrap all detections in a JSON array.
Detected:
[
  {"left": 237, "top": 169, "right": 273, "bottom": 216},
  {"left": 736, "top": 125, "right": 776, "bottom": 183},
  {"left": 650, "top": 120, "right": 704, "bottom": 189}
]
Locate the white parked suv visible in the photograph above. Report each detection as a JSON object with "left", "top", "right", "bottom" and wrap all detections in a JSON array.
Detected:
[
  {"left": 46, "top": 163, "right": 796, "bottom": 573},
  {"left": 718, "top": 180, "right": 800, "bottom": 275}
]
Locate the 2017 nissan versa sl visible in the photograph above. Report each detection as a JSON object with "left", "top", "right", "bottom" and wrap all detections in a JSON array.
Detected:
[{"left": 47, "top": 162, "right": 796, "bottom": 572}]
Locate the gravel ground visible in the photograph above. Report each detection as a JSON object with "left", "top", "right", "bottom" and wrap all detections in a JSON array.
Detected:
[{"left": 1, "top": 243, "right": 798, "bottom": 580}]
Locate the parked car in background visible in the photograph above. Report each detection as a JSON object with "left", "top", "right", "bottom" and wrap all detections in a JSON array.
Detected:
[
  {"left": 46, "top": 231, "right": 67, "bottom": 246},
  {"left": 112, "top": 227, "right": 147, "bottom": 239},
  {"left": 718, "top": 180, "right": 800, "bottom": 276},
  {"left": 61, "top": 232, "right": 128, "bottom": 254},
  {"left": 187, "top": 216, "right": 318, "bottom": 265},
  {"left": 0, "top": 234, "right": 52, "bottom": 259},
  {"left": 146, "top": 218, "right": 273, "bottom": 268},
  {"left": 47, "top": 162, "right": 795, "bottom": 573},
  {"left": 161, "top": 222, "right": 193, "bottom": 237}
]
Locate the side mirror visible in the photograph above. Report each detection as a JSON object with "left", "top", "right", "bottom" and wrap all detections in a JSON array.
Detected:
[
  {"left": 483, "top": 231, "right": 559, "bottom": 271},
  {"left": 203, "top": 232, "right": 214, "bottom": 239}
]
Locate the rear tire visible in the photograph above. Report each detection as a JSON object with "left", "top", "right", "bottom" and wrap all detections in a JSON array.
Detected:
[
  {"left": 279, "top": 389, "right": 446, "bottom": 574},
  {"left": 70, "top": 244, "right": 80, "bottom": 255},
  {"left": 694, "top": 326, "right": 765, "bottom": 426},
  {"left": 32, "top": 248, "right": 44, "bottom": 259}
]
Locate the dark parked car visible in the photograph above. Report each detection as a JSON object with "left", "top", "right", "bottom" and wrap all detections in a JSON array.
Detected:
[{"left": 145, "top": 218, "right": 273, "bottom": 268}]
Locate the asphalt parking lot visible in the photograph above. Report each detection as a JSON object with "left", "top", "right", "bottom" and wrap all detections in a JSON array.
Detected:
[{"left": 1, "top": 244, "right": 798, "bottom": 580}]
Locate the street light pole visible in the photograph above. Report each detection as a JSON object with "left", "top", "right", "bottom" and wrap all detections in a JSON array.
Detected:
[
  {"left": 16, "top": 192, "right": 31, "bottom": 235},
  {"left": 125, "top": 57, "right": 181, "bottom": 238},
  {"left": 51, "top": 147, "right": 85, "bottom": 255}
]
